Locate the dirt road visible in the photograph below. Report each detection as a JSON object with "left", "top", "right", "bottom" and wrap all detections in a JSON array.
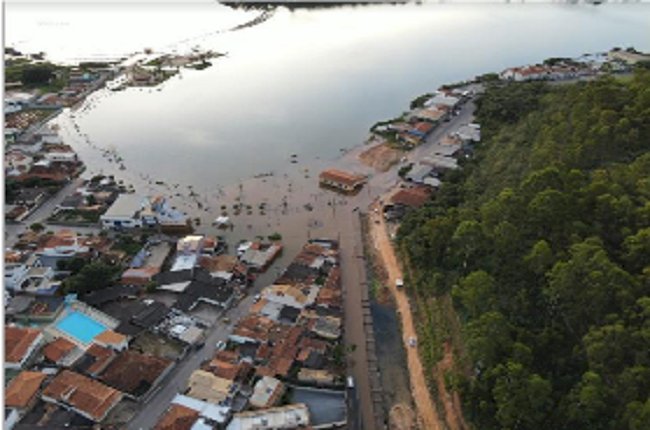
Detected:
[
  {"left": 369, "top": 194, "right": 470, "bottom": 430},
  {"left": 368, "top": 202, "right": 443, "bottom": 430}
]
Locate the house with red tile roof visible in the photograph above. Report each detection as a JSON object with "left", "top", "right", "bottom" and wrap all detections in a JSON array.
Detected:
[
  {"left": 100, "top": 350, "right": 174, "bottom": 400},
  {"left": 94, "top": 329, "right": 129, "bottom": 351},
  {"left": 74, "top": 343, "right": 116, "bottom": 377},
  {"left": 5, "top": 326, "right": 43, "bottom": 369},
  {"left": 42, "top": 337, "right": 81, "bottom": 367},
  {"left": 390, "top": 187, "right": 432, "bottom": 209},
  {"left": 319, "top": 169, "right": 367, "bottom": 193},
  {"left": 5, "top": 371, "right": 47, "bottom": 410},
  {"left": 154, "top": 404, "right": 199, "bottom": 430},
  {"left": 41, "top": 370, "right": 123, "bottom": 422}
]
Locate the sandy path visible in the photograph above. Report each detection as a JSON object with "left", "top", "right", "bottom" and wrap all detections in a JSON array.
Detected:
[
  {"left": 436, "top": 342, "right": 469, "bottom": 430},
  {"left": 368, "top": 201, "right": 443, "bottom": 430}
]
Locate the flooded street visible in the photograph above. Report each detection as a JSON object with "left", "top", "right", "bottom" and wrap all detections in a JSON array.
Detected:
[{"left": 6, "top": 2, "right": 650, "bottom": 428}]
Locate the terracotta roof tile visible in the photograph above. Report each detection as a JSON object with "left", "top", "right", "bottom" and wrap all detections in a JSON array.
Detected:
[
  {"left": 100, "top": 351, "right": 172, "bottom": 397},
  {"left": 5, "top": 371, "right": 47, "bottom": 408},
  {"left": 94, "top": 330, "right": 127, "bottom": 346},
  {"left": 390, "top": 187, "right": 432, "bottom": 208},
  {"left": 84, "top": 344, "right": 116, "bottom": 375},
  {"left": 43, "top": 337, "right": 76, "bottom": 363},
  {"left": 41, "top": 370, "right": 122, "bottom": 422},
  {"left": 319, "top": 169, "right": 366, "bottom": 187},
  {"left": 5, "top": 326, "right": 41, "bottom": 364},
  {"left": 154, "top": 404, "right": 199, "bottom": 430}
]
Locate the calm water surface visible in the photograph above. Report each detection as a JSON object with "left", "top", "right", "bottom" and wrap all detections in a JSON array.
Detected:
[{"left": 6, "top": 3, "right": 650, "bottom": 188}]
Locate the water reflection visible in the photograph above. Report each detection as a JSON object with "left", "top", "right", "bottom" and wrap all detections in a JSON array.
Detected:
[{"left": 6, "top": 2, "right": 650, "bottom": 188}]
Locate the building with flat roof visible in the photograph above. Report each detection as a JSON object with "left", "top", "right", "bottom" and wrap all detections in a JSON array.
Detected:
[
  {"left": 100, "top": 194, "right": 146, "bottom": 229},
  {"left": 226, "top": 403, "right": 310, "bottom": 430},
  {"left": 425, "top": 92, "right": 460, "bottom": 108},
  {"left": 405, "top": 164, "right": 434, "bottom": 184},
  {"left": 250, "top": 376, "right": 285, "bottom": 409},
  {"left": 171, "top": 394, "right": 232, "bottom": 428},
  {"left": 187, "top": 370, "right": 233, "bottom": 404}
]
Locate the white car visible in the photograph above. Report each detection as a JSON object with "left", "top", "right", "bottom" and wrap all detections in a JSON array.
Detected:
[
  {"left": 408, "top": 337, "right": 417, "bottom": 348},
  {"left": 347, "top": 376, "right": 355, "bottom": 389},
  {"left": 215, "top": 341, "right": 226, "bottom": 351}
]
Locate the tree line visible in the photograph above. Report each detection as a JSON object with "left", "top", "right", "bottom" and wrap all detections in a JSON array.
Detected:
[{"left": 397, "top": 71, "right": 650, "bottom": 429}]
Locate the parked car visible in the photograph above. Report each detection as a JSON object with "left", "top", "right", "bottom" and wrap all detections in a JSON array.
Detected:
[
  {"left": 215, "top": 340, "right": 226, "bottom": 351},
  {"left": 222, "top": 317, "right": 231, "bottom": 324},
  {"left": 253, "top": 294, "right": 261, "bottom": 303},
  {"left": 409, "top": 337, "right": 417, "bottom": 348},
  {"left": 347, "top": 376, "right": 355, "bottom": 389}
]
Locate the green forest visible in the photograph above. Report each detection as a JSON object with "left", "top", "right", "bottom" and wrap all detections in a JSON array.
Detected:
[{"left": 397, "top": 72, "right": 650, "bottom": 429}]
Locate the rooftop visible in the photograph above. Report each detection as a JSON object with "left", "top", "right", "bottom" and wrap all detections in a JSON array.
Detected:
[
  {"left": 81, "top": 285, "right": 139, "bottom": 307},
  {"left": 41, "top": 370, "right": 123, "bottom": 422},
  {"left": 94, "top": 329, "right": 127, "bottom": 346},
  {"left": 154, "top": 404, "right": 199, "bottom": 430},
  {"left": 187, "top": 370, "right": 233, "bottom": 404},
  {"left": 172, "top": 394, "right": 232, "bottom": 424},
  {"left": 390, "top": 187, "right": 432, "bottom": 208},
  {"left": 42, "top": 337, "right": 77, "bottom": 363},
  {"left": 290, "top": 386, "right": 346, "bottom": 427},
  {"left": 102, "top": 193, "right": 145, "bottom": 219},
  {"left": 73, "top": 343, "right": 116, "bottom": 377},
  {"left": 5, "top": 326, "right": 41, "bottom": 364},
  {"left": 100, "top": 350, "right": 173, "bottom": 398},
  {"left": 250, "top": 376, "right": 284, "bottom": 409},
  {"left": 319, "top": 169, "right": 366, "bottom": 187},
  {"left": 5, "top": 371, "right": 47, "bottom": 409},
  {"left": 226, "top": 403, "right": 310, "bottom": 430}
]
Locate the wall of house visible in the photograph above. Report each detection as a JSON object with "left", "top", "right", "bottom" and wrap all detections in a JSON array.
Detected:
[{"left": 101, "top": 216, "right": 143, "bottom": 229}]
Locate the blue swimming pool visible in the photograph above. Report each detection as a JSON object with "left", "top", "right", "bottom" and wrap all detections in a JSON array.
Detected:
[{"left": 56, "top": 311, "right": 107, "bottom": 344}]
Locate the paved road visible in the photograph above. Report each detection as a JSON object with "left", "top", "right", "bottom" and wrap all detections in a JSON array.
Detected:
[
  {"left": 335, "top": 206, "right": 376, "bottom": 429},
  {"left": 125, "top": 94, "right": 478, "bottom": 430},
  {"left": 127, "top": 294, "right": 256, "bottom": 430},
  {"left": 338, "top": 97, "right": 478, "bottom": 430},
  {"left": 4, "top": 177, "right": 89, "bottom": 247}
]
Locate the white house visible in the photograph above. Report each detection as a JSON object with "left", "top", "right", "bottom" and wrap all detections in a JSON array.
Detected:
[
  {"left": 4, "top": 254, "right": 42, "bottom": 292},
  {"left": 500, "top": 65, "right": 549, "bottom": 82},
  {"left": 4, "top": 92, "right": 36, "bottom": 114},
  {"left": 226, "top": 404, "right": 310, "bottom": 430},
  {"left": 44, "top": 149, "right": 78, "bottom": 163},
  {"left": 102, "top": 194, "right": 188, "bottom": 230},
  {"left": 100, "top": 194, "right": 146, "bottom": 229},
  {"left": 424, "top": 92, "right": 460, "bottom": 109}
]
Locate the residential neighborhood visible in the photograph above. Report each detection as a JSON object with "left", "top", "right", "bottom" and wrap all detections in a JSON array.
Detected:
[{"left": 4, "top": 41, "right": 650, "bottom": 430}]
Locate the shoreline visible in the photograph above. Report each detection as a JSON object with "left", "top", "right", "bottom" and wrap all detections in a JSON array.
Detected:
[{"left": 5, "top": 40, "right": 648, "bottom": 429}]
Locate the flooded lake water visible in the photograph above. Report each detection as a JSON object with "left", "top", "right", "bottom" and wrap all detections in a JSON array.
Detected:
[{"left": 6, "top": 2, "right": 650, "bottom": 189}]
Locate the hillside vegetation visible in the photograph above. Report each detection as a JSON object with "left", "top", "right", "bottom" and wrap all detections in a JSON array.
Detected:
[{"left": 398, "top": 72, "right": 650, "bottom": 430}]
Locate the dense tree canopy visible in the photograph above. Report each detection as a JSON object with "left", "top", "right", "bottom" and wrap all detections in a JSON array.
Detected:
[
  {"left": 63, "top": 261, "right": 119, "bottom": 295},
  {"left": 398, "top": 72, "right": 650, "bottom": 429}
]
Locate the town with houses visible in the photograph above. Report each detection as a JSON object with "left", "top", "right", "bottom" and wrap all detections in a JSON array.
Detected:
[{"left": 4, "top": 45, "right": 650, "bottom": 430}]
